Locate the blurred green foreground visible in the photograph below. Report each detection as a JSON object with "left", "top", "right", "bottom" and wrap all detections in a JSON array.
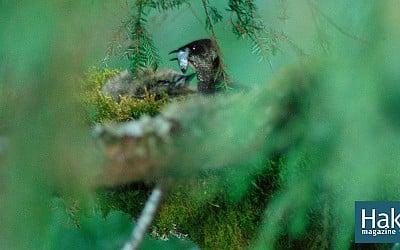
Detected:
[{"left": 1, "top": 1, "right": 400, "bottom": 249}]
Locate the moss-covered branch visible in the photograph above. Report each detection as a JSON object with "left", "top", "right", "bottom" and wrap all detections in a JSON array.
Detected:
[{"left": 94, "top": 64, "right": 313, "bottom": 187}]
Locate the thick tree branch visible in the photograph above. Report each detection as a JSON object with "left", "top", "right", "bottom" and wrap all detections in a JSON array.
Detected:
[{"left": 93, "top": 65, "right": 313, "bottom": 187}]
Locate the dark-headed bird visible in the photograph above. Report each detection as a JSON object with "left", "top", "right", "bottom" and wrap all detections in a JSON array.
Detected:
[
  {"left": 170, "top": 38, "right": 224, "bottom": 94},
  {"left": 101, "top": 68, "right": 196, "bottom": 102}
]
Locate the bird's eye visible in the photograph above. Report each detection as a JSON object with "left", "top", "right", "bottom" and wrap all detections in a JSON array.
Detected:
[
  {"left": 158, "top": 80, "right": 170, "bottom": 86},
  {"left": 192, "top": 46, "right": 196, "bottom": 50}
]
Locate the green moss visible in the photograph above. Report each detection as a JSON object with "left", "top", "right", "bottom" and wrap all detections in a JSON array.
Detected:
[
  {"left": 80, "top": 67, "right": 169, "bottom": 124},
  {"left": 81, "top": 66, "right": 284, "bottom": 249},
  {"left": 153, "top": 160, "right": 282, "bottom": 249},
  {"left": 94, "top": 158, "right": 282, "bottom": 249},
  {"left": 96, "top": 183, "right": 152, "bottom": 218}
]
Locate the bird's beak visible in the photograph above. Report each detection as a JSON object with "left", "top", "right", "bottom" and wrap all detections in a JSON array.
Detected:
[
  {"left": 169, "top": 49, "right": 189, "bottom": 73},
  {"left": 185, "top": 73, "right": 196, "bottom": 82},
  {"left": 169, "top": 49, "right": 180, "bottom": 54}
]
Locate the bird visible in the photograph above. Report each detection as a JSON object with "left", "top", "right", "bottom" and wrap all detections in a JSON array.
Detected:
[
  {"left": 170, "top": 38, "right": 224, "bottom": 94},
  {"left": 101, "top": 68, "right": 196, "bottom": 102}
]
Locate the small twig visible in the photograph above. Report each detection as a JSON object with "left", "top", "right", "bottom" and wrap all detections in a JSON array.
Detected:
[
  {"left": 187, "top": 3, "right": 207, "bottom": 34},
  {"left": 307, "top": 0, "right": 330, "bottom": 52},
  {"left": 200, "top": 0, "right": 231, "bottom": 89},
  {"left": 307, "top": 0, "right": 368, "bottom": 44},
  {"left": 208, "top": 202, "right": 220, "bottom": 208},
  {"left": 280, "top": 32, "right": 307, "bottom": 58},
  {"left": 201, "top": 0, "right": 218, "bottom": 40},
  {"left": 122, "top": 186, "right": 164, "bottom": 250}
]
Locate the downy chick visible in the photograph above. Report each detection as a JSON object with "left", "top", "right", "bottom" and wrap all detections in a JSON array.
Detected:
[{"left": 101, "top": 68, "right": 196, "bottom": 102}]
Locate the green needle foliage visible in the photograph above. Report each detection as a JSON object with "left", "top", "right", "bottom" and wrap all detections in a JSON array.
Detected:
[
  {"left": 151, "top": 0, "right": 189, "bottom": 11},
  {"left": 125, "top": 1, "right": 160, "bottom": 74},
  {"left": 108, "top": 0, "right": 283, "bottom": 72},
  {"left": 227, "top": 0, "right": 275, "bottom": 60}
]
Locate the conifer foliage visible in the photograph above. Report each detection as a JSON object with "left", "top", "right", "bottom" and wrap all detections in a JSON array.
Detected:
[{"left": 107, "top": 0, "right": 282, "bottom": 73}]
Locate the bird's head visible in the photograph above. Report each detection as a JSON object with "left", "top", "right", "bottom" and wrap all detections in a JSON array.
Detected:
[{"left": 169, "top": 38, "right": 218, "bottom": 74}]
